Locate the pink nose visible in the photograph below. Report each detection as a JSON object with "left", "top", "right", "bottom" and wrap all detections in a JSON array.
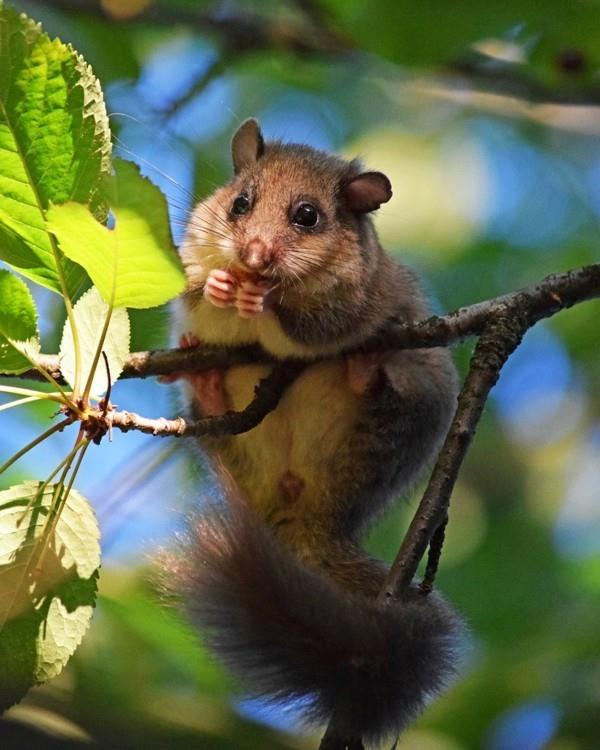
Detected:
[{"left": 240, "top": 238, "right": 272, "bottom": 272}]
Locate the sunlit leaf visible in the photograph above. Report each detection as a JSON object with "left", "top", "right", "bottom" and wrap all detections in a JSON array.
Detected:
[
  {"left": 0, "top": 481, "right": 100, "bottom": 710},
  {"left": 319, "top": 0, "right": 600, "bottom": 77},
  {"left": 59, "top": 286, "right": 130, "bottom": 397},
  {"left": 47, "top": 159, "right": 185, "bottom": 308},
  {"left": 0, "top": 270, "right": 40, "bottom": 374},
  {"left": 0, "top": 1, "right": 111, "bottom": 295}
]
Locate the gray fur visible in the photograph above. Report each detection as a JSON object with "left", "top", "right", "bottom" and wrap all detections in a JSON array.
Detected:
[
  {"left": 167, "top": 503, "right": 463, "bottom": 746},
  {"left": 170, "top": 124, "right": 465, "bottom": 746}
]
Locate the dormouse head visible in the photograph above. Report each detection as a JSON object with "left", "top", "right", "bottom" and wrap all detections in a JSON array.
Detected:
[{"left": 189, "top": 118, "right": 392, "bottom": 293}]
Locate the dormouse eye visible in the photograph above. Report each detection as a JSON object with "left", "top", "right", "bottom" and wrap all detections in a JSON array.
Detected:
[
  {"left": 292, "top": 202, "right": 319, "bottom": 228},
  {"left": 232, "top": 194, "right": 251, "bottom": 216}
]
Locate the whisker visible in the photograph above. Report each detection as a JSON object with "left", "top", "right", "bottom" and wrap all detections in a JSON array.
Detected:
[
  {"left": 195, "top": 201, "right": 233, "bottom": 233},
  {"left": 175, "top": 216, "right": 233, "bottom": 238},
  {"left": 174, "top": 223, "right": 233, "bottom": 242},
  {"left": 111, "top": 136, "right": 201, "bottom": 206}
]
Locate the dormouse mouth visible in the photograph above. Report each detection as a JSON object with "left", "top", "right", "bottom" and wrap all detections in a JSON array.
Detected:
[{"left": 231, "top": 261, "right": 279, "bottom": 283}]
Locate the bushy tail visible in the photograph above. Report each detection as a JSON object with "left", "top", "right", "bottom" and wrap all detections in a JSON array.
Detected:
[{"left": 164, "top": 504, "right": 463, "bottom": 746}]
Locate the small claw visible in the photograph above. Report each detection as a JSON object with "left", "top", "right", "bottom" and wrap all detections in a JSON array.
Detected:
[
  {"left": 205, "top": 269, "right": 237, "bottom": 308},
  {"left": 234, "top": 280, "right": 272, "bottom": 318},
  {"left": 180, "top": 333, "right": 201, "bottom": 349}
]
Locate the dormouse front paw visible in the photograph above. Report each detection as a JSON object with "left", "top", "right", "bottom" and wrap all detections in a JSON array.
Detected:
[
  {"left": 204, "top": 269, "right": 272, "bottom": 319},
  {"left": 235, "top": 279, "right": 272, "bottom": 319},
  {"left": 204, "top": 269, "right": 237, "bottom": 308}
]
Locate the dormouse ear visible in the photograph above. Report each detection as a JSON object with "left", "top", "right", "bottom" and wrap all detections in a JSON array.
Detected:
[
  {"left": 231, "top": 118, "right": 265, "bottom": 174},
  {"left": 343, "top": 171, "right": 392, "bottom": 214}
]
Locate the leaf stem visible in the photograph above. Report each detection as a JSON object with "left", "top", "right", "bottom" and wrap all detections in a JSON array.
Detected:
[
  {"left": 81, "top": 301, "right": 114, "bottom": 404},
  {"left": 0, "top": 395, "right": 44, "bottom": 412},
  {"left": 17, "top": 349, "right": 79, "bottom": 410},
  {"left": 35, "top": 431, "right": 90, "bottom": 574},
  {"left": 56, "top": 264, "right": 83, "bottom": 399},
  {"left": 0, "top": 98, "right": 84, "bottom": 398},
  {"left": 0, "top": 384, "right": 68, "bottom": 400},
  {"left": 0, "top": 417, "right": 72, "bottom": 476},
  {"left": 16, "top": 436, "right": 88, "bottom": 525}
]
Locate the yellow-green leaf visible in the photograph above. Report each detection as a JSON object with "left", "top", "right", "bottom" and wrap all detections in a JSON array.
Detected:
[
  {"left": 47, "top": 159, "right": 185, "bottom": 308},
  {"left": 0, "top": 269, "right": 40, "bottom": 374},
  {"left": 59, "top": 286, "right": 130, "bottom": 398},
  {"left": 0, "top": 2, "right": 111, "bottom": 295}
]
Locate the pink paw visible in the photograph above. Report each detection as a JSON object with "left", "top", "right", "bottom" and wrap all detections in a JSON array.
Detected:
[
  {"left": 235, "top": 279, "right": 272, "bottom": 319},
  {"left": 346, "top": 352, "right": 384, "bottom": 395},
  {"left": 158, "top": 333, "right": 202, "bottom": 384},
  {"left": 161, "top": 331, "right": 230, "bottom": 415},
  {"left": 204, "top": 269, "right": 237, "bottom": 309},
  {"left": 189, "top": 367, "right": 230, "bottom": 417},
  {"left": 180, "top": 332, "right": 200, "bottom": 349}
]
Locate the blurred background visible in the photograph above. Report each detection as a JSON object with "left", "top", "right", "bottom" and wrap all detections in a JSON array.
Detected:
[{"left": 1, "top": 1, "right": 600, "bottom": 748}]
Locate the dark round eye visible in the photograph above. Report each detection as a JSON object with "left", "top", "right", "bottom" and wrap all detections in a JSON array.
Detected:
[
  {"left": 292, "top": 202, "right": 319, "bottom": 228},
  {"left": 232, "top": 194, "right": 251, "bottom": 216}
]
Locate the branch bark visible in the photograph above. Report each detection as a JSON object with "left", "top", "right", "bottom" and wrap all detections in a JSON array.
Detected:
[
  {"left": 106, "top": 361, "right": 306, "bottom": 438},
  {"left": 6, "top": 256, "right": 600, "bottom": 750},
  {"left": 378, "top": 310, "right": 528, "bottom": 603},
  {"left": 316, "top": 263, "right": 600, "bottom": 750},
  {"left": 17, "top": 262, "right": 600, "bottom": 384}
]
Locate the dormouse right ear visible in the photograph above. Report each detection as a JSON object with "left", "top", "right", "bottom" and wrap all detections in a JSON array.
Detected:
[
  {"left": 231, "top": 118, "right": 265, "bottom": 174},
  {"left": 343, "top": 171, "right": 392, "bottom": 214}
]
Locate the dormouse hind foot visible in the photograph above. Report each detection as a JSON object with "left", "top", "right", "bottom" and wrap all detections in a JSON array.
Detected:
[
  {"left": 158, "top": 333, "right": 202, "bottom": 385},
  {"left": 180, "top": 333, "right": 230, "bottom": 416},
  {"left": 161, "top": 333, "right": 230, "bottom": 417},
  {"left": 191, "top": 367, "right": 230, "bottom": 417}
]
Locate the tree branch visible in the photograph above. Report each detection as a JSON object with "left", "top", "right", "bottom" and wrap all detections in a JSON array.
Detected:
[
  {"left": 316, "top": 263, "right": 600, "bottom": 750},
  {"left": 378, "top": 310, "right": 528, "bottom": 603},
  {"left": 39, "top": 0, "right": 351, "bottom": 56},
  {"left": 16, "top": 262, "right": 600, "bottom": 384},
  {"left": 105, "top": 361, "right": 306, "bottom": 439}
]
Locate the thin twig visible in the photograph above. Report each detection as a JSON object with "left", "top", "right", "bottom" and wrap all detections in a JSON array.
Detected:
[
  {"left": 419, "top": 514, "right": 448, "bottom": 594},
  {"left": 108, "top": 361, "right": 306, "bottom": 438},
  {"left": 378, "top": 311, "right": 528, "bottom": 603}
]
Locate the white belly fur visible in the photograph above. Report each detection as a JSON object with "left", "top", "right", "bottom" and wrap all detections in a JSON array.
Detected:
[{"left": 174, "top": 297, "right": 361, "bottom": 520}]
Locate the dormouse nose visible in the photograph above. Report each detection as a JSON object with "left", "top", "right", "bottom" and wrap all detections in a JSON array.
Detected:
[{"left": 239, "top": 238, "right": 273, "bottom": 272}]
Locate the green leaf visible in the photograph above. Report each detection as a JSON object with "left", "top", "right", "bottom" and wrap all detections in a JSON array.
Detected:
[
  {"left": 47, "top": 159, "right": 186, "bottom": 309},
  {"left": 59, "top": 286, "right": 130, "bottom": 397},
  {"left": 99, "top": 590, "right": 232, "bottom": 694},
  {"left": 0, "top": 269, "right": 40, "bottom": 374},
  {"left": 0, "top": 481, "right": 100, "bottom": 710},
  {"left": 319, "top": 0, "right": 600, "bottom": 76},
  {"left": 0, "top": 2, "right": 111, "bottom": 295}
]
